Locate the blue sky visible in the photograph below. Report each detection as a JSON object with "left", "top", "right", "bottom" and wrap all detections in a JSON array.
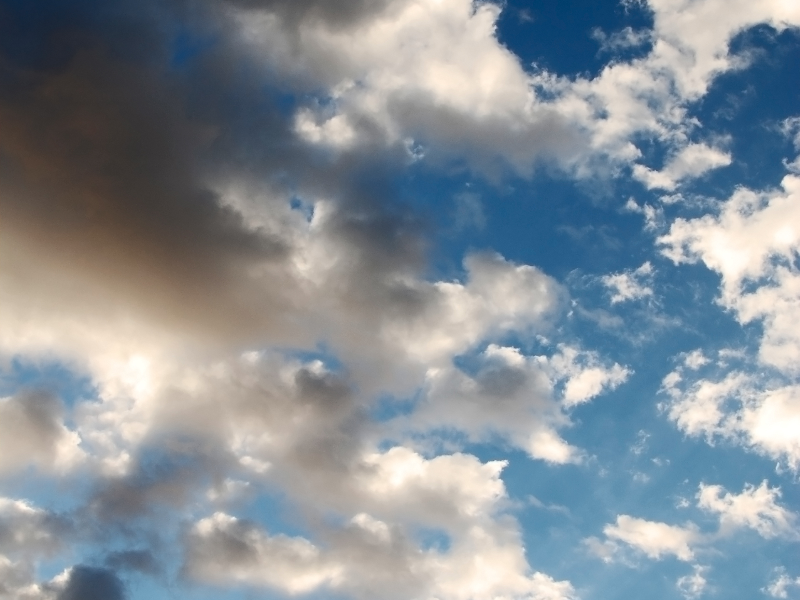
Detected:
[{"left": 1, "top": 1, "right": 799, "bottom": 599}]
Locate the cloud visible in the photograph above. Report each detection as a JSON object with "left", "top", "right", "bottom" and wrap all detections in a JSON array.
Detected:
[
  {"left": 677, "top": 565, "right": 709, "bottom": 599},
  {"left": 184, "top": 449, "right": 576, "bottom": 600},
  {"left": 764, "top": 567, "right": 800, "bottom": 599},
  {"left": 589, "top": 480, "right": 796, "bottom": 572},
  {"left": 403, "top": 343, "right": 629, "bottom": 463},
  {"left": 3, "top": 1, "right": 797, "bottom": 598},
  {"left": 662, "top": 368, "right": 800, "bottom": 471},
  {"left": 601, "top": 515, "right": 700, "bottom": 561},
  {"left": 55, "top": 566, "right": 126, "bottom": 600},
  {"left": 697, "top": 481, "right": 797, "bottom": 539},
  {"left": 248, "top": 0, "right": 800, "bottom": 181},
  {"left": 0, "top": 498, "right": 70, "bottom": 558},
  {"left": 592, "top": 26, "right": 653, "bottom": 55},
  {"left": 601, "top": 261, "right": 655, "bottom": 304},
  {"left": 185, "top": 512, "right": 344, "bottom": 594},
  {"left": 632, "top": 143, "right": 731, "bottom": 191},
  {"left": 545, "top": 345, "right": 631, "bottom": 407},
  {"left": 0, "top": 499, "right": 74, "bottom": 600},
  {"left": 659, "top": 165, "right": 800, "bottom": 374},
  {"left": 0, "top": 391, "right": 84, "bottom": 475}
]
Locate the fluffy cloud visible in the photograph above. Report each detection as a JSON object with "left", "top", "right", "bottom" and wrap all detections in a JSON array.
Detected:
[
  {"left": 0, "top": 391, "right": 84, "bottom": 475},
  {"left": 601, "top": 261, "right": 655, "bottom": 304},
  {"left": 662, "top": 367, "right": 800, "bottom": 471},
  {"left": 632, "top": 144, "right": 731, "bottom": 191},
  {"left": 677, "top": 565, "right": 709, "bottom": 599},
  {"left": 0, "top": 498, "right": 69, "bottom": 558},
  {"left": 697, "top": 481, "right": 797, "bottom": 539},
  {"left": 658, "top": 158, "right": 800, "bottom": 470},
  {"left": 660, "top": 168, "right": 800, "bottom": 374},
  {"left": 402, "top": 343, "right": 628, "bottom": 464},
  {"left": 0, "top": 499, "right": 76, "bottom": 600},
  {"left": 765, "top": 567, "right": 800, "bottom": 599},
  {"left": 185, "top": 449, "right": 576, "bottom": 600},
  {"left": 241, "top": 0, "right": 800, "bottom": 181},
  {"left": 589, "top": 480, "right": 796, "bottom": 569},
  {"left": 600, "top": 515, "right": 700, "bottom": 561},
  {"left": 185, "top": 513, "right": 344, "bottom": 594},
  {"left": 4, "top": 0, "right": 796, "bottom": 598}
]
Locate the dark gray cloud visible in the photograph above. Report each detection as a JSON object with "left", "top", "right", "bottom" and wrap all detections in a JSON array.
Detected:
[
  {"left": 0, "top": 0, "right": 434, "bottom": 356},
  {"left": 220, "top": 0, "right": 399, "bottom": 29},
  {"left": 56, "top": 565, "right": 126, "bottom": 600}
]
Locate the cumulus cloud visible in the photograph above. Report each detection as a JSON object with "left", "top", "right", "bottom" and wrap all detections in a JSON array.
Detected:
[
  {"left": 697, "top": 481, "right": 797, "bottom": 539},
  {"left": 764, "top": 567, "right": 800, "bottom": 599},
  {"left": 601, "top": 261, "right": 655, "bottom": 304},
  {"left": 662, "top": 368, "right": 800, "bottom": 471},
  {"left": 185, "top": 513, "right": 344, "bottom": 594},
  {"left": 55, "top": 566, "right": 126, "bottom": 600},
  {"left": 600, "top": 515, "right": 700, "bottom": 561},
  {"left": 660, "top": 166, "right": 800, "bottom": 374},
  {"left": 632, "top": 144, "right": 731, "bottom": 191},
  {"left": 401, "top": 343, "right": 629, "bottom": 464},
  {"left": 0, "top": 391, "right": 84, "bottom": 475},
  {"left": 236, "top": 0, "right": 800, "bottom": 178},
  {"left": 184, "top": 449, "right": 577, "bottom": 600},
  {"left": 0, "top": 498, "right": 70, "bottom": 558},
  {"left": 4, "top": 0, "right": 797, "bottom": 597},
  {"left": 545, "top": 345, "right": 631, "bottom": 407},
  {"left": 0, "top": 499, "right": 74, "bottom": 600},
  {"left": 588, "top": 480, "right": 796, "bottom": 574}
]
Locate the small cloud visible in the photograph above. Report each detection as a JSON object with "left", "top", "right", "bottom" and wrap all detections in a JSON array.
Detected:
[
  {"left": 763, "top": 567, "right": 800, "bottom": 598},
  {"left": 633, "top": 143, "right": 731, "bottom": 191},
  {"left": 592, "top": 26, "right": 652, "bottom": 55},
  {"left": 602, "top": 515, "right": 700, "bottom": 561},
  {"left": 631, "top": 430, "right": 650, "bottom": 455},
  {"left": 677, "top": 565, "right": 709, "bottom": 599},
  {"left": 601, "top": 262, "right": 654, "bottom": 304},
  {"left": 517, "top": 8, "right": 535, "bottom": 23},
  {"left": 452, "top": 192, "right": 486, "bottom": 232},
  {"left": 526, "top": 495, "right": 571, "bottom": 516},
  {"left": 682, "top": 350, "right": 709, "bottom": 370}
]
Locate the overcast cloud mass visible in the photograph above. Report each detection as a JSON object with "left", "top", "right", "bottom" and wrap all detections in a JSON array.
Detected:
[{"left": 1, "top": 0, "right": 799, "bottom": 598}]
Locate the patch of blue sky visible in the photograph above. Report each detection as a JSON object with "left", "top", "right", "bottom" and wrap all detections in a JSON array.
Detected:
[
  {"left": 496, "top": 0, "right": 655, "bottom": 78},
  {"left": 0, "top": 355, "right": 96, "bottom": 411}
]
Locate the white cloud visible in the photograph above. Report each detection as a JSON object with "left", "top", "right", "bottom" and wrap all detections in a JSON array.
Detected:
[
  {"left": 683, "top": 350, "right": 710, "bottom": 370},
  {"left": 633, "top": 144, "right": 731, "bottom": 191},
  {"left": 764, "top": 567, "right": 800, "bottom": 599},
  {"left": 546, "top": 345, "right": 631, "bottom": 407},
  {"left": 405, "top": 343, "right": 629, "bottom": 463},
  {"left": 184, "top": 448, "right": 576, "bottom": 600},
  {"left": 0, "top": 499, "right": 71, "bottom": 600},
  {"left": 186, "top": 512, "right": 344, "bottom": 594},
  {"left": 601, "top": 515, "right": 699, "bottom": 561},
  {"left": 697, "top": 481, "right": 797, "bottom": 539},
  {"left": 590, "top": 480, "right": 797, "bottom": 574},
  {"left": 659, "top": 168, "right": 800, "bottom": 374},
  {"left": 229, "top": 0, "right": 800, "bottom": 181},
  {"left": 662, "top": 367, "right": 800, "bottom": 471},
  {"left": 601, "top": 261, "right": 654, "bottom": 304},
  {"left": 677, "top": 565, "right": 709, "bottom": 599}
]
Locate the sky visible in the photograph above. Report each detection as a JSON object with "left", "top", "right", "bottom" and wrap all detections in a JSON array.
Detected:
[{"left": 0, "top": 0, "right": 799, "bottom": 599}]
